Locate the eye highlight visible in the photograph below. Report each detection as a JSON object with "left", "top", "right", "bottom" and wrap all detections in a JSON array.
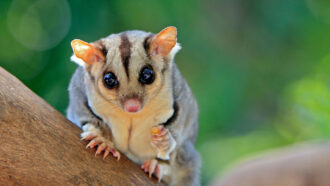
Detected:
[
  {"left": 139, "top": 65, "right": 155, "bottom": 85},
  {"left": 104, "top": 72, "right": 119, "bottom": 89}
]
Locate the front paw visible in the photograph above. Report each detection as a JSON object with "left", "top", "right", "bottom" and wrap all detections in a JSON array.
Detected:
[
  {"left": 151, "top": 125, "right": 176, "bottom": 160},
  {"left": 81, "top": 124, "right": 120, "bottom": 160},
  {"left": 141, "top": 159, "right": 165, "bottom": 182}
]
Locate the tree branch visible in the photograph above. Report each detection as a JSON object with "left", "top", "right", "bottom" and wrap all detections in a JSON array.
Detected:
[
  {"left": 0, "top": 67, "right": 162, "bottom": 185},
  {"left": 214, "top": 142, "right": 330, "bottom": 186}
]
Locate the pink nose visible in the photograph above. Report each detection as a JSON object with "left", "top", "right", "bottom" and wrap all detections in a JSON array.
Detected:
[{"left": 123, "top": 98, "right": 142, "bottom": 113}]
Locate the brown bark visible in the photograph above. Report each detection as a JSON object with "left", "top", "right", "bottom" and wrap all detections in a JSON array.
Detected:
[
  {"left": 0, "top": 67, "right": 162, "bottom": 185},
  {"left": 213, "top": 142, "right": 330, "bottom": 186}
]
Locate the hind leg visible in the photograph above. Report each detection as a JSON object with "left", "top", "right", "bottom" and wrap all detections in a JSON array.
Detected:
[{"left": 170, "top": 142, "right": 201, "bottom": 186}]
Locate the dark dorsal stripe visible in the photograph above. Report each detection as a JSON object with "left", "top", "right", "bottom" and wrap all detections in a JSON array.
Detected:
[
  {"left": 143, "top": 34, "right": 154, "bottom": 58},
  {"left": 119, "top": 34, "right": 131, "bottom": 79},
  {"left": 163, "top": 101, "right": 179, "bottom": 126}
]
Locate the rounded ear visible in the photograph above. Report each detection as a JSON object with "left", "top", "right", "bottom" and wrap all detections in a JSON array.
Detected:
[
  {"left": 149, "top": 26, "right": 178, "bottom": 56},
  {"left": 71, "top": 39, "right": 105, "bottom": 65}
]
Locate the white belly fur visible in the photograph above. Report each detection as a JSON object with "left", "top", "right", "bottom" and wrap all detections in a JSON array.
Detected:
[{"left": 90, "top": 93, "right": 174, "bottom": 164}]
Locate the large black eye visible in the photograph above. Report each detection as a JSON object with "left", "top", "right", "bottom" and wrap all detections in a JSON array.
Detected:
[
  {"left": 104, "top": 72, "right": 119, "bottom": 89},
  {"left": 139, "top": 66, "right": 155, "bottom": 85}
]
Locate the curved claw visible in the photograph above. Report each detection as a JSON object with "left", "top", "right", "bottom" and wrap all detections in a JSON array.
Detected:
[
  {"left": 111, "top": 149, "right": 121, "bottom": 160},
  {"left": 149, "top": 159, "right": 158, "bottom": 178},
  {"left": 103, "top": 147, "right": 111, "bottom": 160},
  {"left": 155, "top": 165, "right": 163, "bottom": 182}
]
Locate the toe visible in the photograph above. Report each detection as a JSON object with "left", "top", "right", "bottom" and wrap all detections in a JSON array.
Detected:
[
  {"left": 152, "top": 129, "right": 169, "bottom": 141},
  {"left": 155, "top": 165, "right": 163, "bottom": 182},
  {"left": 111, "top": 149, "right": 121, "bottom": 160},
  {"left": 159, "top": 128, "right": 168, "bottom": 136},
  {"left": 157, "top": 125, "right": 164, "bottom": 131},
  {"left": 149, "top": 159, "right": 158, "bottom": 178},
  {"left": 142, "top": 160, "right": 150, "bottom": 172},
  {"left": 95, "top": 143, "right": 107, "bottom": 155},
  {"left": 86, "top": 137, "right": 104, "bottom": 148},
  {"left": 86, "top": 139, "right": 96, "bottom": 149},
  {"left": 116, "top": 152, "right": 121, "bottom": 160},
  {"left": 103, "top": 147, "right": 111, "bottom": 159}
]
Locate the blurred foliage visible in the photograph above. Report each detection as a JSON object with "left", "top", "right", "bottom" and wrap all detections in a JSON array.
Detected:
[{"left": 0, "top": 0, "right": 329, "bottom": 185}]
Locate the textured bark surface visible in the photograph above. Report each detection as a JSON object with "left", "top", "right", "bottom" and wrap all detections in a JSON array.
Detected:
[
  {"left": 213, "top": 142, "right": 330, "bottom": 186},
  {"left": 0, "top": 67, "right": 162, "bottom": 185}
]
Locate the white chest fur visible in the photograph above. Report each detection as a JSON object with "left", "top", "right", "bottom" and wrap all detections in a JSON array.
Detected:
[{"left": 89, "top": 91, "right": 174, "bottom": 163}]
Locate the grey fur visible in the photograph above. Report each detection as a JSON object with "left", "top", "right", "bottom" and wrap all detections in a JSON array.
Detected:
[
  {"left": 67, "top": 29, "right": 201, "bottom": 186},
  {"left": 166, "top": 65, "right": 201, "bottom": 186}
]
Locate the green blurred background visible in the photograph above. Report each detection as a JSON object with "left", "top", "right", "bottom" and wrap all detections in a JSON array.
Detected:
[{"left": 0, "top": 0, "right": 329, "bottom": 185}]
